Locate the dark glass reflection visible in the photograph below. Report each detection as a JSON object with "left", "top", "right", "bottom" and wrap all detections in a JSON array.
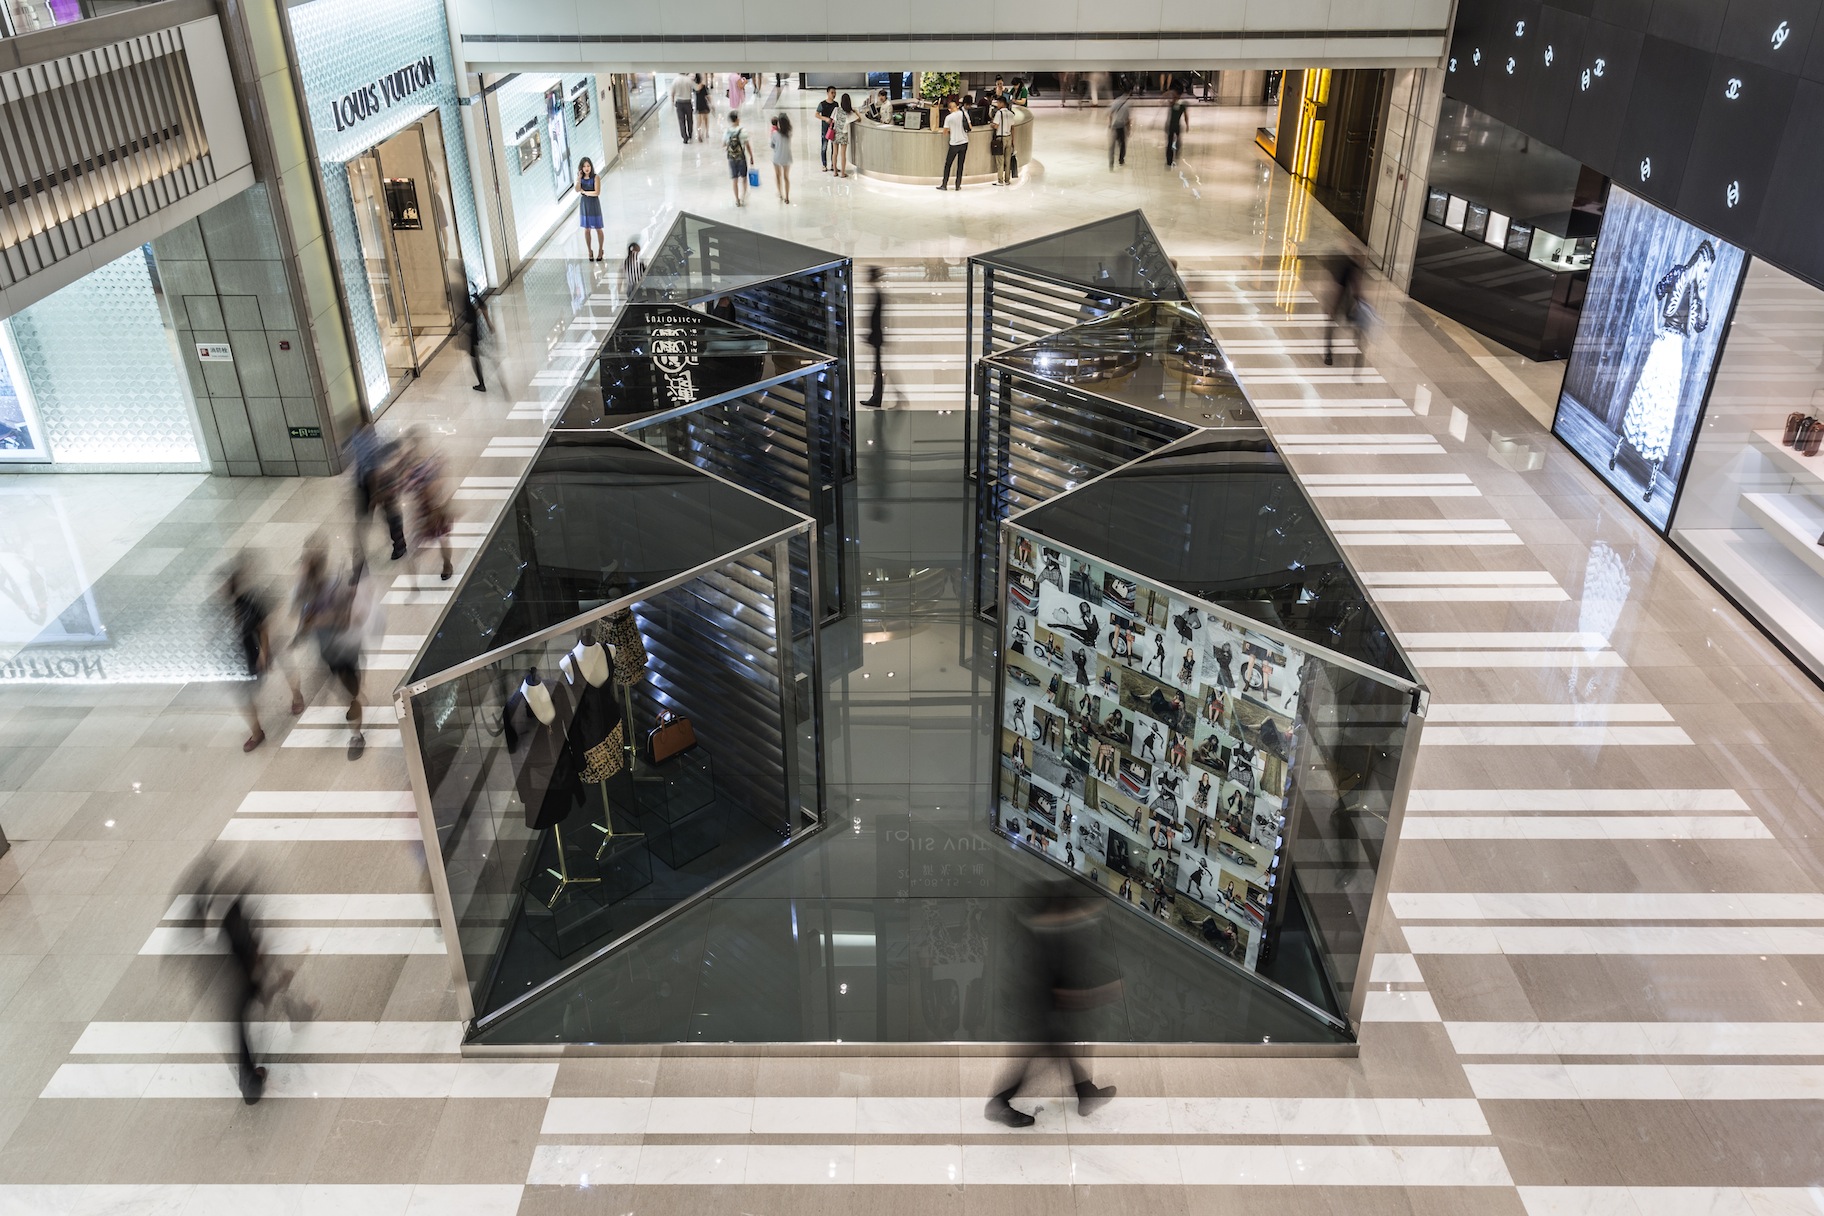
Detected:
[
  {"left": 557, "top": 304, "right": 830, "bottom": 429},
  {"left": 1014, "top": 437, "right": 1416, "bottom": 681},
  {"left": 974, "top": 210, "right": 1188, "bottom": 301},
  {"left": 632, "top": 212, "right": 848, "bottom": 305},
  {"left": 988, "top": 300, "right": 1258, "bottom": 429},
  {"left": 410, "top": 433, "right": 804, "bottom": 683}
]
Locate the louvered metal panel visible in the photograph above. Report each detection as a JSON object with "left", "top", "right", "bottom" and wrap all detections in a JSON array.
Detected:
[{"left": 0, "top": 21, "right": 220, "bottom": 291}]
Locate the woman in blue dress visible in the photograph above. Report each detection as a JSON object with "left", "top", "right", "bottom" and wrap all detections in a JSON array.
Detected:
[{"left": 576, "top": 157, "right": 604, "bottom": 261}]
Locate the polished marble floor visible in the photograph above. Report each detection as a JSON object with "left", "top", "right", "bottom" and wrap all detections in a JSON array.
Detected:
[{"left": 0, "top": 83, "right": 1822, "bottom": 1214}]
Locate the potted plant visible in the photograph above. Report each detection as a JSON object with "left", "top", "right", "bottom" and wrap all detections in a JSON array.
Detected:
[{"left": 918, "top": 72, "right": 961, "bottom": 126}]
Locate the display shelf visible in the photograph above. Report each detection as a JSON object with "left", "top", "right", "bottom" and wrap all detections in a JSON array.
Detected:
[
  {"left": 1739, "top": 491, "right": 1824, "bottom": 579},
  {"left": 1749, "top": 429, "right": 1824, "bottom": 489},
  {"left": 1677, "top": 527, "right": 1824, "bottom": 683}
]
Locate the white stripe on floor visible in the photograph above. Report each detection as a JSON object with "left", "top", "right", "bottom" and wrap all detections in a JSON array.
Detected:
[
  {"left": 0, "top": 1187, "right": 522, "bottom": 1215},
  {"left": 1517, "top": 1189, "right": 1824, "bottom": 1216},
  {"left": 1401, "top": 816, "right": 1772, "bottom": 840},
  {"left": 539, "top": 1094, "right": 1491, "bottom": 1137},
  {"left": 1420, "top": 727, "right": 1692, "bottom": 746},
  {"left": 1405, "top": 925, "right": 1824, "bottom": 955},
  {"left": 1426, "top": 704, "right": 1674, "bottom": 722},
  {"left": 1406, "top": 789, "right": 1750, "bottom": 812},
  {"left": 72, "top": 1020, "right": 460, "bottom": 1056},
  {"left": 138, "top": 924, "right": 443, "bottom": 956},
  {"left": 218, "top": 817, "right": 421, "bottom": 841},
  {"left": 1406, "top": 651, "right": 1627, "bottom": 668},
  {"left": 524, "top": 1142, "right": 1509, "bottom": 1187},
  {"left": 1466, "top": 1064, "right": 1824, "bottom": 1102},
  {"left": 41, "top": 1060, "right": 553, "bottom": 1099},
  {"left": 159, "top": 893, "right": 433, "bottom": 920},
  {"left": 1448, "top": 1021, "right": 1824, "bottom": 1057},
  {"left": 237, "top": 790, "right": 416, "bottom": 815},
  {"left": 1391, "top": 893, "right": 1824, "bottom": 920}
]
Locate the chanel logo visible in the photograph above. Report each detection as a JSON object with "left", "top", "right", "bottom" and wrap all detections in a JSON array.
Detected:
[
  {"left": 1774, "top": 20, "right": 1792, "bottom": 48},
  {"left": 1544, "top": 44, "right": 1555, "bottom": 66},
  {"left": 1506, "top": 56, "right": 1516, "bottom": 74},
  {"left": 1514, "top": 19, "right": 1526, "bottom": 34},
  {"left": 1473, "top": 48, "right": 1482, "bottom": 65},
  {"left": 1725, "top": 78, "right": 1742, "bottom": 99},
  {"left": 1640, "top": 157, "right": 1652, "bottom": 181},
  {"left": 1594, "top": 57, "right": 1607, "bottom": 77},
  {"left": 1726, "top": 180, "right": 1741, "bottom": 208},
  {"left": 1581, "top": 68, "right": 1591, "bottom": 90},
  {"left": 1449, "top": 57, "right": 1458, "bottom": 72}
]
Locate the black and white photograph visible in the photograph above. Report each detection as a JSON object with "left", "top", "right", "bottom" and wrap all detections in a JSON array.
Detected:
[{"left": 1551, "top": 188, "right": 1747, "bottom": 529}]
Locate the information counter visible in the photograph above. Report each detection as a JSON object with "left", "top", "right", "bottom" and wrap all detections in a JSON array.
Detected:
[{"left": 852, "top": 104, "right": 1033, "bottom": 186}]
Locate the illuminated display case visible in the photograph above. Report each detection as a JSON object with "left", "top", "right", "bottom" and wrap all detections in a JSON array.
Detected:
[
  {"left": 994, "top": 435, "right": 1428, "bottom": 1035},
  {"left": 399, "top": 431, "right": 824, "bottom": 1032}
]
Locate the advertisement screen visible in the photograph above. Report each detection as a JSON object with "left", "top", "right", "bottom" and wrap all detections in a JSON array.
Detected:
[
  {"left": 0, "top": 323, "right": 49, "bottom": 462},
  {"left": 545, "top": 84, "right": 572, "bottom": 200},
  {"left": 1552, "top": 187, "right": 1747, "bottom": 530}
]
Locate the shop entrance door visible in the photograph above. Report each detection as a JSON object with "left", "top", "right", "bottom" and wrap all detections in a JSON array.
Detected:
[{"left": 347, "top": 110, "right": 468, "bottom": 407}]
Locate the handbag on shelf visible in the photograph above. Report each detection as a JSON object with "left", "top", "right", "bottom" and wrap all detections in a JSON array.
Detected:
[{"left": 647, "top": 710, "right": 697, "bottom": 763}]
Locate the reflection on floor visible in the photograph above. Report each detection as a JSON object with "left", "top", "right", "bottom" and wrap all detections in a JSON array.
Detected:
[{"left": 1, "top": 82, "right": 1824, "bottom": 1214}]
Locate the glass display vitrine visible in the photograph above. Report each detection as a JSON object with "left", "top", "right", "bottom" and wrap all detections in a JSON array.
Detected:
[
  {"left": 399, "top": 431, "right": 825, "bottom": 1032},
  {"left": 994, "top": 435, "right": 1427, "bottom": 1036}
]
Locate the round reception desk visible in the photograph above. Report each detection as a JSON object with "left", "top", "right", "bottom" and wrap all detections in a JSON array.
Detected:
[{"left": 852, "top": 104, "right": 1034, "bottom": 186}]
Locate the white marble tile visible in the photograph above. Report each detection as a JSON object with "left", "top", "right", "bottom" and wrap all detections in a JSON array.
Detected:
[
  {"left": 852, "top": 1144, "right": 963, "bottom": 1186},
  {"left": 633, "top": 1144, "right": 748, "bottom": 1186},
  {"left": 1070, "top": 1141, "right": 1176, "bottom": 1186},
  {"left": 854, "top": 1095, "right": 963, "bottom": 1135},
  {"left": 1369, "top": 951, "right": 1425, "bottom": 982},
  {"left": 644, "top": 1094, "right": 753, "bottom": 1135},
  {"left": 749, "top": 1095, "right": 857, "bottom": 1134},
  {"left": 400, "top": 1186, "right": 523, "bottom": 1216},
  {"left": 1281, "top": 1145, "right": 1405, "bottom": 1186},
  {"left": 1175, "top": 1145, "right": 1293, "bottom": 1186},
  {"left": 742, "top": 1144, "right": 855, "bottom": 1185},
  {"left": 539, "top": 1096, "right": 650, "bottom": 1135},
  {"left": 959, "top": 1144, "right": 1073, "bottom": 1186},
  {"left": 1463, "top": 1064, "right": 1580, "bottom": 1101}
]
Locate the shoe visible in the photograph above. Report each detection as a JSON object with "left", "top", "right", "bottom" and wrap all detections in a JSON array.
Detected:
[
  {"left": 1322, "top": 355, "right": 1333, "bottom": 366},
  {"left": 347, "top": 731, "right": 366, "bottom": 761},
  {"left": 241, "top": 1065, "right": 266, "bottom": 1105},
  {"left": 390, "top": 543, "right": 407, "bottom": 561},
  {"left": 984, "top": 1098, "right": 1036, "bottom": 1128},
  {"left": 242, "top": 730, "right": 265, "bottom": 753},
  {"left": 1076, "top": 1081, "right": 1117, "bottom": 1115},
  {"left": 440, "top": 559, "right": 453, "bottom": 581},
  {"left": 472, "top": 384, "right": 485, "bottom": 392},
  {"left": 345, "top": 702, "right": 362, "bottom": 722}
]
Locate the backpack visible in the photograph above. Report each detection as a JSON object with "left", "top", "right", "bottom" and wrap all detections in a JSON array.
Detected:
[{"left": 724, "top": 128, "right": 746, "bottom": 160}]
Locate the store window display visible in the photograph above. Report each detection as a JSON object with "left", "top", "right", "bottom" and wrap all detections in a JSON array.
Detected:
[{"left": 1671, "top": 260, "right": 1824, "bottom": 683}]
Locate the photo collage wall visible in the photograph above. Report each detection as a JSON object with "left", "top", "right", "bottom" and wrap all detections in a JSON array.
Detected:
[{"left": 997, "top": 529, "right": 1301, "bottom": 970}]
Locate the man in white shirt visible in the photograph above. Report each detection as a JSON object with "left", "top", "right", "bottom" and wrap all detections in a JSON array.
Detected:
[
  {"left": 991, "top": 98, "right": 1017, "bottom": 185},
  {"left": 669, "top": 74, "right": 695, "bottom": 143},
  {"left": 938, "top": 100, "right": 970, "bottom": 190}
]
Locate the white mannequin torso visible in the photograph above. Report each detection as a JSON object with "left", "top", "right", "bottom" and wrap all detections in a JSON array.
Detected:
[
  {"left": 563, "top": 640, "right": 612, "bottom": 688},
  {"left": 520, "top": 678, "right": 556, "bottom": 725}
]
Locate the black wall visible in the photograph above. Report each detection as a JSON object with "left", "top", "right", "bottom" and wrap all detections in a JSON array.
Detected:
[{"left": 1446, "top": 0, "right": 1824, "bottom": 288}]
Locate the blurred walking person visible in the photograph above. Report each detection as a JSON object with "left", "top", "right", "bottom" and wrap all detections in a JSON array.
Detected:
[
  {"left": 292, "top": 540, "right": 369, "bottom": 751},
  {"left": 1108, "top": 89, "right": 1130, "bottom": 169},
  {"left": 345, "top": 421, "right": 406, "bottom": 566},
  {"left": 1163, "top": 87, "right": 1189, "bottom": 167},
  {"left": 621, "top": 239, "right": 647, "bottom": 295},
  {"left": 693, "top": 74, "right": 711, "bottom": 142},
  {"left": 862, "top": 266, "right": 887, "bottom": 408},
  {"left": 725, "top": 113, "right": 755, "bottom": 207},
  {"left": 463, "top": 283, "right": 492, "bottom": 392},
  {"left": 221, "top": 554, "right": 298, "bottom": 753},
  {"left": 1323, "top": 251, "right": 1366, "bottom": 367},
  {"left": 397, "top": 430, "right": 455, "bottom": 582},
  {"left": 985, "top": 882, "right": 1119, "bottom": 1127}
]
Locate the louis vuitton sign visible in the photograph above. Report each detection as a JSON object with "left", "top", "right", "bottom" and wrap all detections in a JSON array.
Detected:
[{"left": 329, "top": 54, "right": 438, "bottom": 133}]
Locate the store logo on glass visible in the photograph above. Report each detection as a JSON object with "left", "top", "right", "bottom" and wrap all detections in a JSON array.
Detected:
[
  {"left": 1725, "top": 78, "right": 1743, "bottom": 99},
  {"left": 1506, "top": 57, "right": 1516, "bottom": 74},
  {"left": 1640, "top": 157, "right": 1652, "bottom": 181},
  {"left": 1473, "top": 48, "right": 1482, "bottom": 65},
  {"left": 1727, "top": 181, "right": 1741, "bottom": 208},
  {"left": 1773, "top": 20, "right": 1792, "bottom": 48},
  {"left": 1514, "top": 19, "right": 1526, "bottom": 34},
  {"left": 649, "top": 320, "right": 702, "bottom": 407},
  {"left": 1544, "top": 45, "right": 1555, "bottom": 66}
]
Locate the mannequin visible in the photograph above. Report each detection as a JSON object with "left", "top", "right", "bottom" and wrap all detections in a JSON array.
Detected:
[
  {"left": 562, "top": 626, "right": 636, "bottom": 856},
  {"left": 503, "top": 667, "right": 594, "bottom": 903}
]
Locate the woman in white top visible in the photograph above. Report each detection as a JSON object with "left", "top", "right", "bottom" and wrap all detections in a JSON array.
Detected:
[
  {"left": 991, "top": 97, "right": 1017, "bottom": 185},
  {"left": 770, "top": 112, "right": 794, "bottom": 204},
  {"left": 832, "top": 93, "right": 858, "bottom": 178}
]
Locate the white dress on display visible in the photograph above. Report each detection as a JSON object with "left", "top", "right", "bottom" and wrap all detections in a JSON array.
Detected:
[{"left": 1613, "top": 242, "right": 1716, "bottom": 500}]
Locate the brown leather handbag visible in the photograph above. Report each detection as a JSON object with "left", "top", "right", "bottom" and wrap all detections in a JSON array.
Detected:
[{"left": 647, "top": 711, "right": 697, "bottom": 763}]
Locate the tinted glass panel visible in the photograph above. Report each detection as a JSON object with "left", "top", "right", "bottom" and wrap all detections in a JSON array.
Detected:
[{"left": 974, "top": 211, "right": 1188, "bottom": 300}]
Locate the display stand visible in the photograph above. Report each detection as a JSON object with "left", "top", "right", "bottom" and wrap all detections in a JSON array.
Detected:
[
  {"left": 397, "top": 431, "right": 825, "bottom": 1035},
  {"left": 965, "top": 211, "right": 1190, "bottom": 475}
]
